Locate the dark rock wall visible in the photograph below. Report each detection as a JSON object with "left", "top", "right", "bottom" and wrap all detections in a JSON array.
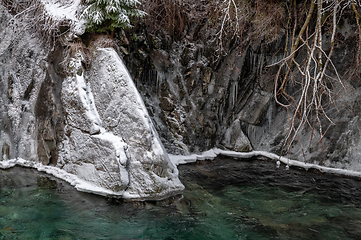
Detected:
[
  {"left": 121, "top": 27, "right": 284, "bottom": 155},
  {"left": 35, "top": 48, "right": 65, "bottom": 166},
  {"left": 120, "top": 6, "right": 361, "bottom": 170}
]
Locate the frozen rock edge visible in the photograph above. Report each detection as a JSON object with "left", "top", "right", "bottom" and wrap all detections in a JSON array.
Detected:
[{"left": 169, "top": 149, "right": 361, "bottom": 178}]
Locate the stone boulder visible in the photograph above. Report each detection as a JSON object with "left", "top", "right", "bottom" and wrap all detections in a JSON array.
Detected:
[{"left": 222, "top": 119, "right": 252, "bottom": 152}]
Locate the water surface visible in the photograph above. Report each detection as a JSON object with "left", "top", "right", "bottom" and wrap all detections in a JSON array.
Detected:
[{"left": 1, "top": 156, "right": 361, "bottom": 239}]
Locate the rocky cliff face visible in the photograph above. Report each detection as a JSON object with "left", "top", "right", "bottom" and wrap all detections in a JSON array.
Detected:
[
  {"left": 121, "top": 26, "right": 285, "bottom": 155},
  {"left": 121, "top": 3, "right": 361, "bottom": 171},
  {"left": 3, "top": 0, "right": 361, "bottom": 199},
  {"left": 0, "top": 1, "right": 184, "bottom": 199}
]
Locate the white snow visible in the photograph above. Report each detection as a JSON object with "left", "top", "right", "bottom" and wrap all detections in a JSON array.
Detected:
[
  {"left": 76, "top": 69, "right": 103, "bottom": 130},
  {"left": 94, "top": 132, "right": 129, "bottom": 184},
  {"left": 110, "top": 48, "right": 152, "bottom": 121},
  {"left": 40, "top": 0, "right": 86, "bottom": 36},
  {"left": 95, "top": 133, "right": 127, "bottom": 163},
  {"left": 41, "top": 0, "right": 80, "bottom": 22},
  {"left": 170, "top": 148, "right": 361, "bottom": 178},
  {"left": 169, "top": 149, "right": 218, "bottom": 165}
]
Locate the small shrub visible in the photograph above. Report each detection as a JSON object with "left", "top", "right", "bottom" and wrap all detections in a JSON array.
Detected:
[{"left": 81, "top": 0, "right": 146, "bottom": 33}]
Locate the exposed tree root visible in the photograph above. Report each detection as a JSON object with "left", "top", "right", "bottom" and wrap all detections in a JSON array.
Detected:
[{"left": 269, "top": 0, "right": 361, "bottom": 162}]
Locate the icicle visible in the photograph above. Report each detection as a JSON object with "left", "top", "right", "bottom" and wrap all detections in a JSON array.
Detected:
[
  {"left": 219, "top": 104, "right": 224, "bottom": 122},
  {"left": 156, "top": 71, "right": 162, "bottom": 96},
  {"left": 233, "top": 81, "right": 238, "bottom": 105},
  {"left": 267, "top": 102, "right": 273, "bottom": 129},
  {"left": 232, "top": 82, "right": 236, "bottom": 108},
  {"left": 229, "top": 81, "right": 238, "bottom": 109},
  {"left": 258, "top": 51, "right": 264, "bottom": 76}
]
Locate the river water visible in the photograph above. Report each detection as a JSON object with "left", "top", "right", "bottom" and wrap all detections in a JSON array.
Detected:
[{"left": 1, "top": 156, "right": 361, "bottom": 239}]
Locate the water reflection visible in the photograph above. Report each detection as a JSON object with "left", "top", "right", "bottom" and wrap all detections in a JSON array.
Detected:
[{"left": 1, "top": 156, "right": 361, "bottom": 239}]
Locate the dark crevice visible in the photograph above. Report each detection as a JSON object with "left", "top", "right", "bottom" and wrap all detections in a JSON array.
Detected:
[
  {"left": 35, "top": 45, "right": 65, "bottom": 166},
  {"left": 23, "top": 79, "right": 34, "bottom": 100},
  {"left": 7, "top": 73, "right": 13, "bottom": 103},
  {"left": 1, "top": 143, "right": 10, "bottom": 160}
]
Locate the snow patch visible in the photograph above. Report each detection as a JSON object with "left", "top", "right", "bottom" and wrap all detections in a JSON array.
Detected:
[
  {"left": 76, "top": 70, "right": 102, "bottom": 129},
  {"left": 40, "top": 0, "right": 86, "bottom": 36},
  {"left": 93, "top": 132, "right": 129, "bottom": 185},
  {"left": 41, "top": 0, "right": 80, "bottom": 22},
  {"left": 169, "top": 149, "right": 218, "bottom": 165},
  {"left": 94, "top": 133, "right": 127, "bottom": 164}
]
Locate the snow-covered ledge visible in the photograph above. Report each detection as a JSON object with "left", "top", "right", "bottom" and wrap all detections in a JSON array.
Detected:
[
  {"left": 169, "top": 148, "right": 361, "bottom": 178},
  {"left": 2, "top": 146, "right": 361, "bottom": 199}
]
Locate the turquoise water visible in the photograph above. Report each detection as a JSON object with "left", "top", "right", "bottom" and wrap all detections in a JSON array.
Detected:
[{"left": 1, "top": 157, "right": 361, "bottom": 239}]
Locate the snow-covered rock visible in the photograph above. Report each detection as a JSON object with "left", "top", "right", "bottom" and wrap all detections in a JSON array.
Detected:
[
  {"left": 0, "top": 1, "right": 183, "bottom": 200},
  {"left": 58, "top": 48, "right": 184, "bottom": 199}
]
